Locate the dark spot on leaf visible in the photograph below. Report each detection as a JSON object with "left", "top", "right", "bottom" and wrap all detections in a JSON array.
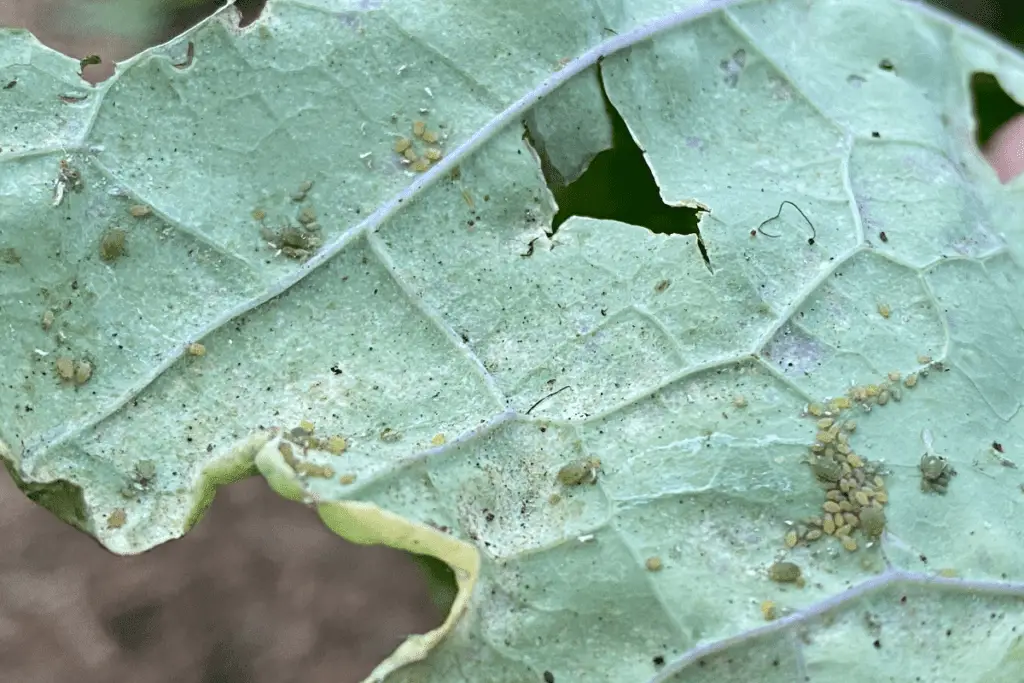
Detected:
[
  {"left": 653, "top": 655, "right": 665, "bottom": 667},
  {"left": 878, "top": 58, "right": 895, "bottom": 72},
  {"left": 543, "top": 671, "right": 555, "bottom": 683},
  {"left": 873, "top": 639, "right": 882, "bottom": 649}
]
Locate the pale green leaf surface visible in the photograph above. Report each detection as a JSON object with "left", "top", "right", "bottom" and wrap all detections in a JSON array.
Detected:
[{"left": 2, "top": 0, "right": 1024, "bottom": 681}]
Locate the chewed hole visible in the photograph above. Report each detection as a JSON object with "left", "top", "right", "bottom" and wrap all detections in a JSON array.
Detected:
[
  {"left": 524, "top": 63, "right": 708, "bottom": 269},
  {"left": 970, "top": 72, "right": 1023, "bottom": 150}
]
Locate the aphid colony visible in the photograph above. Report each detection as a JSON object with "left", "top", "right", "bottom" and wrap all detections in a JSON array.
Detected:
[
  {"left": 277, "top": 420, "right": 349, "bottom": 480},
  {"left": 393, "top": 119, "right": 444, "bottom": 173},
  {"left": 257, "top": 181, "right": 323, "bottom": 261},
  {"left": 783, "top": 362, "right": 942, "bottom": 556}
]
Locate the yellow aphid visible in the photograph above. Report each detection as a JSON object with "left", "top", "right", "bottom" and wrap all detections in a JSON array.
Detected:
[
  {"left": 339, "top": 473, "right": 357, "bottom": 485},
  {"left": 874, "top": 491, "right": 889, "bottom": 504},
  {"left": 807, "top": 402, "right": 825, "bottom": 417},
  {"left": 42, "top": 309, "right": 55, "bottom": 330},
  {"left": 645, "top": 556, "right": 663, "bottom": 572},
  {"left": 326, "top": 435, "right": 347, "bottom": 454},
  {"left": 394, "top": 137, "right": 412, "bottom": 153},
  {"left": 855, "top": 491, "right": 871, "bottom": 507},
  {"left": 840, "top": 535, "right": 858, "bottom": 552},
  {"left": 424, "top": 146, "right": 443, "bottom": 161},
  {"left": 829, "top": 396, "right": 852, "bottom": 411},
  {"left": 74, "top": 360, "right": 92, "bottom": 385},
  {"left": 816, "top": 418, "right": 834, "bottom": 430},
  {"left": 833, "top": 512, "right": 846, "bottom": 528},
  {"left": 917, "top": 354, "right": 932, "bottom": 364},
  {"left": 873, "top": 475, "right": 885, "bottom": 488},
  {"left": 411, "top": 157, "right": 431, "bottom": 173},
  {"left": 431, "top": 433, "right": 446, "bottom": 446},
  {"left": 826, "top": 489, "right": 843, "bottom": 501},
  {"left": 403, "top": 147, "right": 418, "bottom": 161},
  {"left": 846, "top": 453, "right": 864, "bottom": 468},
  {"left": 823, "top": 501, "right": 841, "bottom": 514},
  {"left": 805, "top": 529, "right": 823, "bottom": 541},
  {"left": 129, "top": 204, "right": 151, "bottom": 217},
  {"left": 298, "top": 207, "right": 317, "bottom": 225},
  {"left": 761, "top": 600, "right": 778, "bottom": 621},
  {"left": 186, "top": 342, "right": 205, "bottom": 356},
  {"left": 877, "top": 303, "right": 891, "bottom": 318},
  {"left": 904, "top": 373, "right": 918, "bottom": 388},
  {"left": 252, "top": 208, "right": 266, "bottom": 220},
  {"left": 55, "top": 356, "right": 75, "bottom": 382},
  {"left": 843, "top": 512, "right": 859, "bottom": 527},
  {"left": 865, "top": 384, "right": 880, "bottom": 398},
  {"left": 784, "top": 530, "right": 798, "bottom": 548},
  {"left": 877, "top": 390, "right": 890, "bottom": 406},
  {"left": 835, "top": 524, "right": 853, "bottom": 538},
  {"left": 837, "top": 442, "right": 852, "bottom": 455},
  {"left": 842, "top": 420, "right": 857, "bottom": 432},
  {"left": 422, "top": 130, "right": 439, "bottom": 144},
  {"left": 860, "top": 506, "right": 886, "bottom": 537},
  {"left": 732, "top": 394, "right": 747, "bottom": 408},
  {"left": 888, "top": 371, "right": 901, "bottom": 382},
  {"left": 823, "top": 517, "right": 836, "bottom": 535},
  {"left": 99, "top": 227, "right": 128, "bottom": 262},
  {"left": 768, "top": 561, "right": 804, "bottom": 586},
  {"left": 817, "top": 430, "right": 835, "bottom": 445},
  {"left": 838, "top": 500, "right": 854, "bottom": 513},
  {"left": 412, "top": 120, "right": 426, "bottom": 137},
  {"left": 107, "top": 508, "right": 127, "bottom": 529},
  {"left": 298, "top": 420, "right": 315, "bottom": 434}
]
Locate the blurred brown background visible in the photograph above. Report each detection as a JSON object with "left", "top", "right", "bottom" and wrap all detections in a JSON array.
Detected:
[{"left": 0, "top": 1, "right": 1020, "bottom": 682}]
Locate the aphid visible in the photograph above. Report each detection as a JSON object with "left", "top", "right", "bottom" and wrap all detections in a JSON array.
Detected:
[
  {"left": 107, "top": 508, "right": 127, "bottom": 529},
  {"left": 645, "top": 556, "right": 663, "bottom": 572},
  {"left": 99, "top": 228, "right": 128, "bottom": 262},
  {"left": 412, "top": 120, "right": 426, "bottom": 138},
  {"left": 837, "top": 442, "right": 852, "bottom": 455},
  {"left": 917, "top": 354, "right": 932, "bottom": 365},
  {"left": 767, "top": 561, "right": 803, "bottom": 585},
  {"left": 838, "top": 500, "right": 854, "bottom": 513},
  {"left": 835, "top": 524, "right": 853, "bottom": 538},
  {"left": 394, "top": 137, "right": 413, "bottom": 153},
  {"left": 854, "top": 490, "right": 871, "bottom": 507},
  {"left": 826, "top": 489, "right": 844, "bottom": 502},
  {"left": 325, "top": 435, "right": 347, "bottom": 454},
  {"left": 380, "top": 427, "right": 402, "bottom": 442},
  {"left": 133, "top": 460, "right": 156, "bottom": 488},
  {"left": 846, "top": 453, "right": 864, "bottom": 468},
  {"left": 278, "top": 441, "right": 297, "bottom": 466},
  {"left": 840, "top": 535, "right": 858, "bottom": 552},
  {"left": 74, "top": 360, "right": 92, "bottom": 385},
  {"left": 298, "top": 207, "right": 317, "bottom": 225},
  {"left": 833, "top": 512, "right": 846, "bottom": 528},
  {"left": 842, "top": 419, "right": 857, "bottom": 432},
  {"left": 843, "top": 512, "right": 859, "bottom": 527},
  {"left": 887, "top": 371, "right": 901, "bottom": 383},
  {"left": 877, "top": 303, "right": 891, "bottom": 319},
  {"left": 186, "top": 342, "right": 206, "bottom": 356},
  {"left": 859, "top": 506, "right": 886, "bottom": 537},
  {"left": 889, "top": 388, "right": 902, "bottom": 402},
  {"left": 55, "top": 356, "right": 75, "bottom": 382},
  {"left": 823, "top": 500, "right": 841, "bottom": 514},
  {"left": 810, "top": 441, "right": 826, "bottom": 454},
  {"left": 807, "top": 402, "right": 825, "bottom": 417},
  {"left": 557, "top": 457, "right": 601, "bottom": 486},
  {"left": 424, "top": 146, "right": 443, "bottom": 161},
  {"left": 295, "top": 461, "right": 334, "bottom": 478},
  {"left": 805, "top": 529, "right": 823, "bottom": 541},
  {"left": 129, "top": 204, "right": 151, "bottom": 218},
  {"left": 904, "top": 373, "right": 918, "bottom": 388},
  {"left": 829, "top": 396, "right": 852, "bottom": 411},
  {"left": 431, "top": 433, "right": 446, "bottom": 446},
  {"left": 919, "top": 428, "right": 955, "bottom": 494},
  {"left": 816, "top": 418, "right": 834, "bottom": 430},
  {"left": 784, "top": 530, "right": 798, "bottom": 548},
  {"left": 654, "top": 279, "right": 670, "bottom": 293},
  {"left": 422, "top": 130, "right": 439, "bottom": 144},
  {"left": 732, "top": 394, "right": 747, "bottom": 408},
  {"left": 808, "top": 455, "right": 842, "bottom": 482},
  {"left": 411, "top": 157, "right": 431, "bottom": 173},
  {"left": 816, "top": 430, "right": 835, "bottom": 445},
  {"left": 876, "top": 390, "right": 890, "bottom": 406},
  {"left": 823, "top": 517, "right": 836, "bottom": 535},
  {"left": 761, "top": 600, "right": 779, "bottom": 621},
  {"left": 879, "top": 231, "right": 888, "bottom": 242}
]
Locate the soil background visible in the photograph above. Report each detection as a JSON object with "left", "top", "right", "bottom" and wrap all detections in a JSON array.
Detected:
[{"left": 0, "top": 1, "right": 1020, "bottom": 682}]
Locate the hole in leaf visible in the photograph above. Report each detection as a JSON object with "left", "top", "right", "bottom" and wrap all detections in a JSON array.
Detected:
[
  {"left": 524, "top": 63, "right": 709, "bottom": 269},
  {"left": 970, "top": 71, "right": 1024, "bottom": 150},
  {"left": 171, "top": 0, "right": 268, "bottom": 32},
  {"left": 0, "top": 473, "right": 443, "bottom": 681}
]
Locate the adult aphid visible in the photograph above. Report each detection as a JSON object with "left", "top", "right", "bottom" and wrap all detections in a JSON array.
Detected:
[{"left": 756, "top": 200, "right": 817, "bottom": 246}]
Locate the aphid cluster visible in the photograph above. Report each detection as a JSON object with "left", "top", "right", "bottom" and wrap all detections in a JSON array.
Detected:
[
  {"left": 277, "top": 421, "right": 348, "bottom": 479},
  {"left": 785, "top": 360, "right": 945, "bottom": 552},
  {"left": 54, "top": 356, "right": 93, "bottom": 386},
  {"left": 258, "top": 181, "right": 323, "bottom": 260},
  {"left": 393, "top": 119, "right": 444, "bottom": 173}
]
